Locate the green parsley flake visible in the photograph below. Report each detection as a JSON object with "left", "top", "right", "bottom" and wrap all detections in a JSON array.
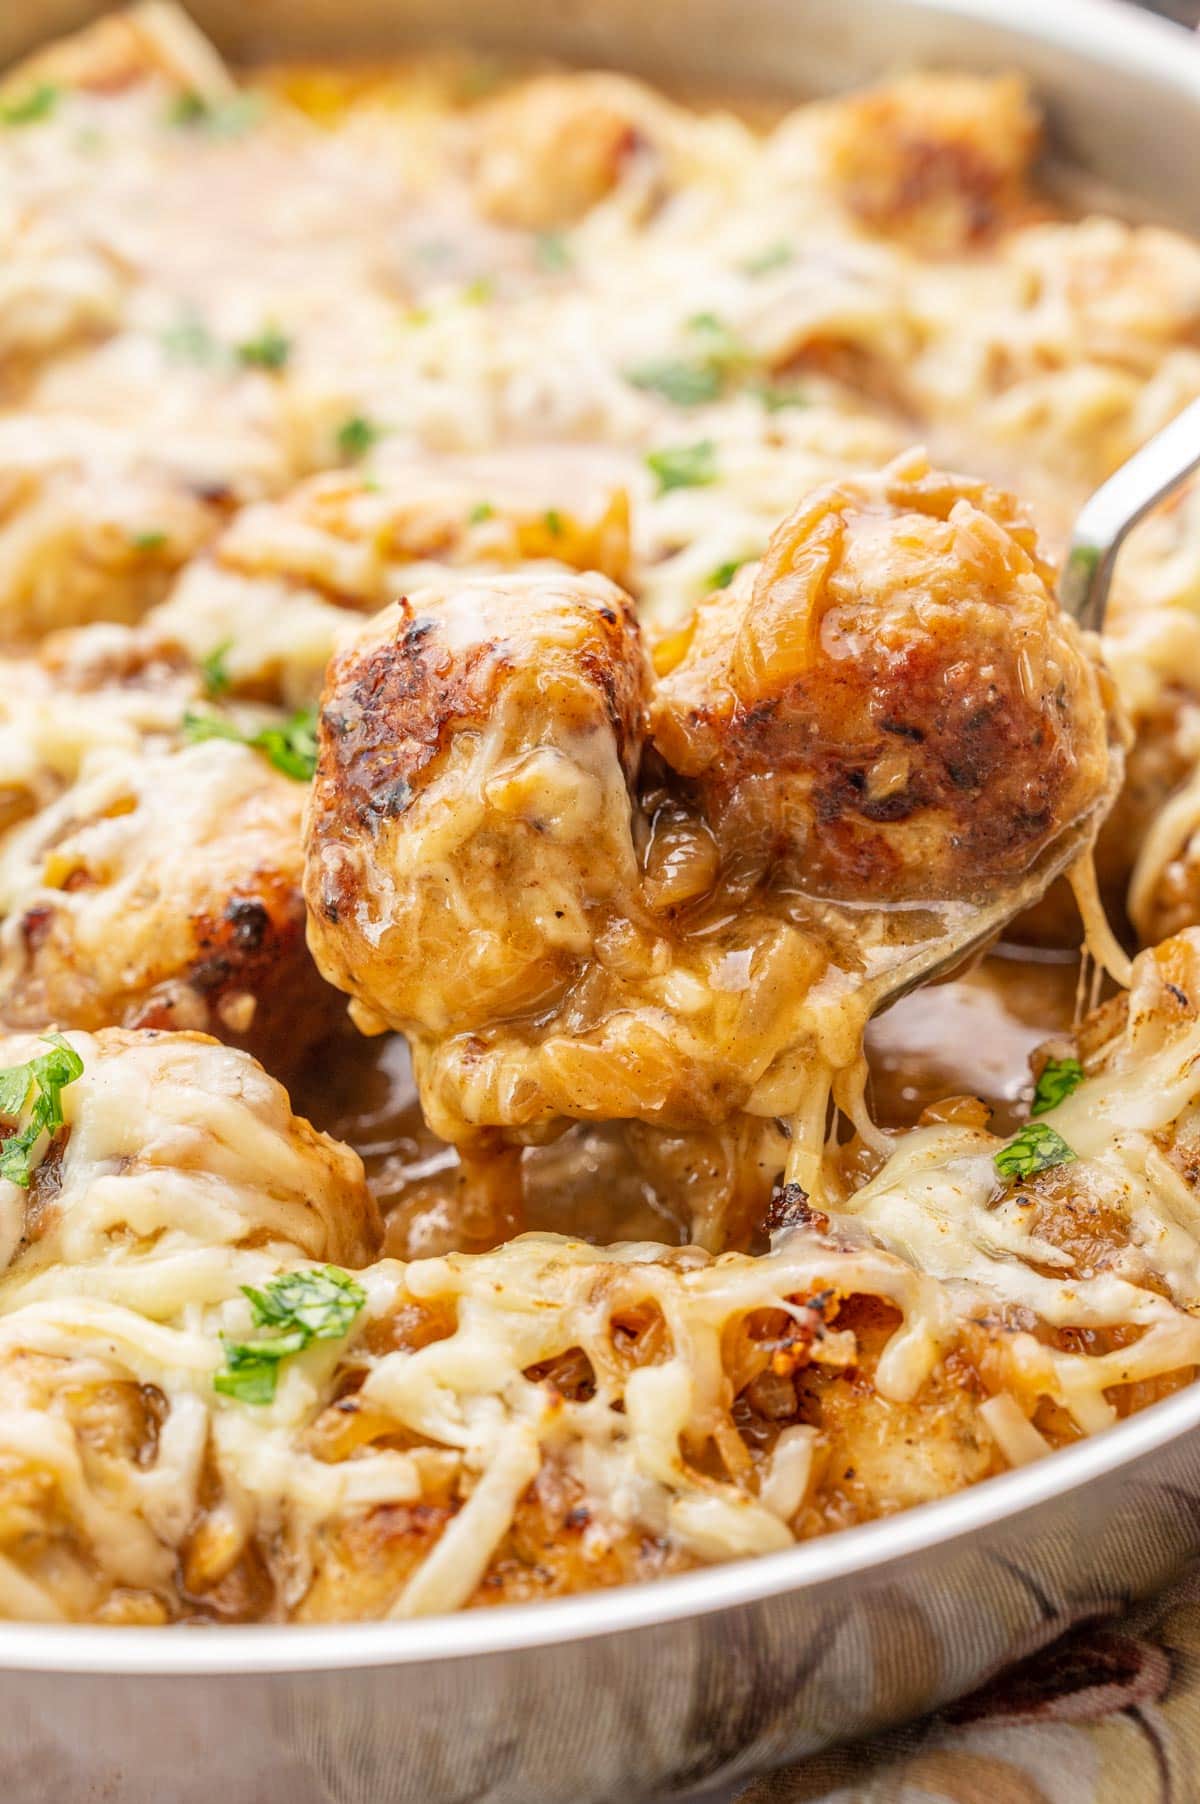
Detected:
[
  {"left": 753, "top": 380, "right": 809, "bottom": 413},
  {"left": 456, "top": 59, "right": 505, "bottom": 101},
  {"left": 462, "top": 276, "right": 494, "bottom": 306},
  {"left": 626, "top": 315, "right": 750, "bottom": 408},
  {"left": 0, "top": 1034, "right": 84, "bottom": 1188},
  {"left": 165, "top": 89, "right": 265, "bottom": 137},
  {"left": 215, "top": 1265, "right": 366, "bottom": 1405},
  {"left": 627, "top": 359, "right": 722, "bottom": 407},
  {"left": 236, "top": 325, "right": 291, "bottom": 371},
  {"left": 130, "top": 529, "right": 167, "bottom": 553},
  {"left": 468, "top": 501, "right": 495, "bottom": 524},
  {"left": 686, "top": 313, "right": 749, "bottom": 368},
  {"left": 336, "top": 415, "right": 379, "bottom": 461},
  {"left": 161, "top": 316, "right": 219, "bottom": 366},
  {"left": 707, "top": 558, "right": 745, "bottom": 591},
  {"left": 534, "top": 231, "right": 572, "bottom": 272},
  {"left": 994, "top": 1122, "right": 1077, "bottom": 1184},
  {"left": 182, "top": 705, "right": 319, "bottom": 782},
  {"left": 1031, "top": 1056, "right": 1085, "bottom": 1117},
  {"left": 739, "top": 241, "right": 793, "bottom": 278},
  {"left": 200, "top": 640, "right": 233, "bottom": 698},
  {"left": 0, "top": 84, "right": 58, "bottom": 127},
  {"left": 646, "top": 440, "right": 718, "bottom": 496},
  {"left": 544, "top": 508, "right": 564, "bottom": 537}
]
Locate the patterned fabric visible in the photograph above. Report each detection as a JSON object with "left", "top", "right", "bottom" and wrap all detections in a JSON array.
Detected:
[{"left": 735, "top": 1523, "right": 1200, "bottom": 1800}]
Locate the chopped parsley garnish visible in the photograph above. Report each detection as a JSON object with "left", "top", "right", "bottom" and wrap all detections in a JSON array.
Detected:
[
  {"left": 543, "top": 508, "right": 564, "bottom": 537},
  {"left": 200, "top": 640, "right": 233, "bottom": 698},
  {"left": 753, "top": 380, "right": 809, "bottom": 413},
  {"left": 627, "top": 359, "right": 722, "bottom": 407},
  {"left": 646, "top": 439, "right": 718, "bottom": 496},
  {"left": 534, "top": 231, "right": 572, "bottom": 272},
  {"left": 236, "top": 325, "right": 291, "bottom": 371},
  {"left": 468, "top": 501, "right": 494, "bottom": 524},
  {"left": 994, "top": 1122, "right": 1076, "bottom": 1184},
  {"left": 0, "top": 1034, "right": 83, "bottom": 1188},
  {"left": 0, "top": 84, "right": 58, "bottom": 127},
  {"left": 335, "top": 414, "right": 379, "bottom": 461},
  {"left": 626, "top": 314, "right": 749, "bottom": 408},
  {"left": 215, "top": 1265, "right": 366, "bottom": 1405},
  {"left": 165, "top": 90, "right": 208, "bottom": 127},
  {"left": 252, "top": 708, "right": 319, "bottom": 781},
  {"left": 707, "top": 558, "right": 745, "bottom": 591},
  {"left": 129, "top": 529, "right": 167, "bottom": 552},
  {"left": 161, "top": 315, "right": 220, "bottom": 366},
  {"left": 686, "top": 310, "right": 725, "bottom": 336},
  {"left": 182, "top": 704, "right": 319, "bottom": 782},
  {"left": 1031, "top": 1056, "right": 1085, "bottom": 1118},
  {"left": 165, "top": 89, "right": 265, "bottom": 137},
  {"left": 739, "top": 240, "right": 793, "bottom": 278}
]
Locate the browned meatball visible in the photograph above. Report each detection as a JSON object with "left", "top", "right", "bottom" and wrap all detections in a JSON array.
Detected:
[
  {"left": 820, "top": 72, "right": 1041, "bottom": 253},
  {"left": 649, "top": 453, "right": 1116, "bottom": 904},
  {"left": 304, "top": 460, "right": 1117, "bottom": 1181},
  {"left": 0, "top": 627, "right": 341, "bottom": 1080},
  {"left": 305, "top": 570, "right": 650, "bottom": 1046},
  {"left": 470, "top": 74, "right": 656, "bottom": 231}
]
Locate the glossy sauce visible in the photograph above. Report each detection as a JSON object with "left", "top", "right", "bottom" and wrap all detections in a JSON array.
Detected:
[{"left": 295, "top": 945, "right": 1085, "bottom": 1258}]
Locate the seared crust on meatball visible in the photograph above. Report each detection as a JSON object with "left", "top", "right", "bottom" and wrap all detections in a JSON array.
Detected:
[
  {"left": 0, "top": 626, "right": 340, "bottom": 1078},
  {"left": 305, "top": 571, "right": 650, "bottom": 1041},
  {"left": 0, "top": 739, "right": 336, "bottom": 1074},
  {"left": 304, "top": 458, "right": 1117, "bottom": 1165},
  {"left": 650, "top": 452, "right": 1115, "bottom": 903},
  {"left": 821, "top": 72, "right": 1041, "bottom": 253},
  {"left": 469, "top": 73, "right": 658, "bottom": 232}
]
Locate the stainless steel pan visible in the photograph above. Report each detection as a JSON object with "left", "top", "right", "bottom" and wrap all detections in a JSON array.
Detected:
[{"left": 6, "top": 4, "right": 1200, "bottom": 1801}]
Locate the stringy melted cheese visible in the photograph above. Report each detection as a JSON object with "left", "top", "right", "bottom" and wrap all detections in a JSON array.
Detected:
[
  {"left": 1, "top": 4, "right": 1200, "bottom": 1624},
  {"left": 0, "top": 980, "right": 1197, "bottom": 1619}
]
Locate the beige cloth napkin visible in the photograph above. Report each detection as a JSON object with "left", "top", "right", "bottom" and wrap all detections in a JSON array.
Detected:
[{"left": 734, "top": 1564, "right": 1200, "bottom": 1801}]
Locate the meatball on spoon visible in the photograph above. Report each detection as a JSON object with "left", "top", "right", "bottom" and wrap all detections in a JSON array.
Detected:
[{"left": 302, "top": 448, "right": 1149, "bottom": 1218}]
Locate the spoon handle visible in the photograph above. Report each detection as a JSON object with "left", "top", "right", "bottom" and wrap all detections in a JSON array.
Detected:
[{"left": 1060, "top": 394, "right": 1200, "bottom": 632}]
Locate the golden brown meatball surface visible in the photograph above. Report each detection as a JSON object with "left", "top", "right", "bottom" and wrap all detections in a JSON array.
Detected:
[
  {"left": 304, "top": 458, "right": 1119, "bottom": 1175},
  {"left": 651, "top": 453, "right": 1116, "bottom": 904},
  {"left": 305, "top": 569, "right": 649, "bottom": 1044}
]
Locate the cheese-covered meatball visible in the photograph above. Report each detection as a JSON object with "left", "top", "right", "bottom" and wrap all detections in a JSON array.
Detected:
[
  {"left": 305, "top": 570, "right": 649, "bottom": 1043},
  {"left": 148, "top": 451, "right": 633, "bottom": 708},
  {"left": 469, "top": 74, "right": 662, "bottom": 231},
  {"left": 305, "top": 459, "right": 1117, "bottom": 1173},
  {"left": 0, "top": 627, "right": 340, "bottom": 1077},
  {"left": 821, "top": 72, "right": 1040, "bottom": 253},
  {"left": 0, "top": 1026, "right": 378, "bottom": 1281},
  {"left": 650, "top": 453, "right": 1116, "bottom": 903}
]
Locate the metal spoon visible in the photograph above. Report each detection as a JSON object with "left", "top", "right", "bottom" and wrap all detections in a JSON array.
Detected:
[
  {"left": 1061, "top": 394, "right": 1200, "bottom": 632},
  {"left": 862, "top": 405, "right": 1200, "bottom": 1009}
]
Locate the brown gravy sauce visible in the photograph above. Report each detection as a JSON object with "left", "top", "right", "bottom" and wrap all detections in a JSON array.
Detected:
[{"left": 293, "top": 945, "right": 1084, "bottom": 1260}]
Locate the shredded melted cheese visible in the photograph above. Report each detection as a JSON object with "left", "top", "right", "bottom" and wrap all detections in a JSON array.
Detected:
[{"left": 2, "top": 3, "right": 1200, "bottom": 1626}]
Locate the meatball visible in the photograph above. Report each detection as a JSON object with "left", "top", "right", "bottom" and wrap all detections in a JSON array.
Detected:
[
  {"left": 469, "top": 74, "right": 659, "bottom": 232},
  {"left": 650, "top": 451, "right": 1116, "bottom": 904},
  {"left": 820, "top": 72, "right": 1041, "bottom": 253},
  {"left": 1, "top": 2, "right": 234, "bottom": 100},
  {"left": 0, "top": 418, "right": 220, "bottom": 640},
  {"left": 148, "top": 451, "right": 633, "bottom": 707},
  {"left": 0, "top": 1026, "right": 378, "bottom": 1281},
  {"left": 0, "top": 626, "right": 340, "bottom": 1078},
  {"left": 305, "top": 462, "right": 1117, "bottom": 1179},
  {"left": 0, "top": 213, "right": 125, "bottom": 396},
  {"left": 305, "top": 570, "right": 650, "bottom": 1044}
]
